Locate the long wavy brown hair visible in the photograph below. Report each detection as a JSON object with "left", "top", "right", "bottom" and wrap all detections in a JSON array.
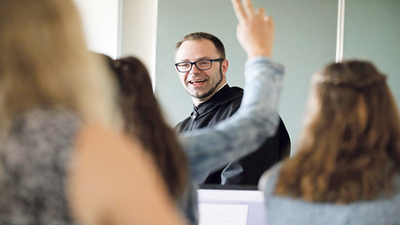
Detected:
[
  {"left": 108, "top": 56, "right": 188, "bottom": 200},
  {"left": 275, "top": 60, "right": 400, "bottom": 203}
]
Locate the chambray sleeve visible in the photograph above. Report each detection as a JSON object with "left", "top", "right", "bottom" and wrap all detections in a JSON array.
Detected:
[{"left": 179, "top": 57, "right": 285, "bottom": 183}]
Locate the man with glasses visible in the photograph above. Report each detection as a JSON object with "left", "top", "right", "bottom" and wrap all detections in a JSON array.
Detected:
[{"left": 174, "top": 32, "right": 291, "bottom": 186}]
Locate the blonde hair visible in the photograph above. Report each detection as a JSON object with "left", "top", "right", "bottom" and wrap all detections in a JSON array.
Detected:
[
  {"left": 0, "top": 0, "right": 117, "bottom": 142},
  {"left": 275, "top": 60, "right": 400, "bottom": 203}
]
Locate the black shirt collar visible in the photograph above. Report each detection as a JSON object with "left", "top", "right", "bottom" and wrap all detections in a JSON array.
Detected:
[{"left": 191, "top": 84, "right": 243, "bottom": 117}]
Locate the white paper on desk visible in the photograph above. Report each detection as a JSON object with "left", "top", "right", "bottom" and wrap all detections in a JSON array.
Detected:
[{"left": 199, "top": 203, "right": 249, "bottom": 225}]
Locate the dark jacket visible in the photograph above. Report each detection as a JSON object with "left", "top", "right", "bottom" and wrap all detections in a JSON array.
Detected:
[{"left": 176, "top": 85, "right": 291, "bottom": 186}]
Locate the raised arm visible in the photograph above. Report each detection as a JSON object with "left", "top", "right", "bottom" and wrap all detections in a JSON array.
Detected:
[
  {"left": 232, "top": 0, "right": 274, "bottom": 59},
  {"left": 180, "top": 0, "right": 284, "bottom": 183}
]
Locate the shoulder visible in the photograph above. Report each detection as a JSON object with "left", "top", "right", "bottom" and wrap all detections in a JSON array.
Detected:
[
  {"left": 3, "top": 107, "right": 81, "bottom": 173},
  {"left": 226, "top": 86, "right": 243, "bottom": 100},
  {"left": 7, "top": 107, "right": 81, "bottom": 152},
  {"left": 229, "top": 86, "right": 244, "bottom": 94},
  {"left": 218, "top": 85, "right": 243, "bottom": 99},
  {"left": 258, "top": 162, "right": 284, "bottom": 195},
  {"left": 0, "top": 108, "right": 82, "bottom": 223},
  {"left": 220, "top": 86, "right": 243, "bottom": 108},
  {"left": 175, "top": 116, "right": 192, "bottom": 132},
  {"left": 12, "top": 107, "right": 80, "bottom": 136},
  {"left": 3, "top": 107, "right": 81, "bottom": 171},
  {"left": 394, "top": 172, "right": 400, "bottom": 193}
]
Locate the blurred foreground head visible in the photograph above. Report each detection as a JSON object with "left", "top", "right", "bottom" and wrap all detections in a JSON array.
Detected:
[{"left": 0, "top": 0, "right": 117, "bottom": 139}]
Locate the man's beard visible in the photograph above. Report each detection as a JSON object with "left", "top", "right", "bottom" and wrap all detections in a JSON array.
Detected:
[{"left": 190, "top": 69, "right": 223, "bottom": 100}]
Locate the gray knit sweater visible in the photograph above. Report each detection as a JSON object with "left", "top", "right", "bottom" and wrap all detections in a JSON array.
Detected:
[
  {"left": 0, "top": 108, "right": 80, "bottom": 225},
  {"left": 264, "top": 163, "right": 400, "bottom": 225}
]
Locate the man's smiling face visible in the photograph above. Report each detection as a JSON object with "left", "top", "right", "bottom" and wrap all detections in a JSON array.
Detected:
[{"left": 175, "top": 39, "right": 228, "bottom": 105}]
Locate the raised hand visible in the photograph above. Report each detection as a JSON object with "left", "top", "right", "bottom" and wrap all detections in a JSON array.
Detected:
[{"left": 231, "top": 0, "right": 275, "bottom": 59}]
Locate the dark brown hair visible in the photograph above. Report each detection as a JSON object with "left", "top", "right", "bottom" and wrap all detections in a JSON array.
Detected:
[
  {"left": 108, "top": 56, "right": 188, "bottom": 200},
  {"left": 175, "top": 32, "right": 226, "bottom": 59},
  {"left": 275, "top": 60, "right": 400, "bottom": 203}
]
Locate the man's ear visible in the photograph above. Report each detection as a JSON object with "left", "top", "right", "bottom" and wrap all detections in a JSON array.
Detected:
[{"left": 222, "top": 59, "right": 229, "bottom": 76}]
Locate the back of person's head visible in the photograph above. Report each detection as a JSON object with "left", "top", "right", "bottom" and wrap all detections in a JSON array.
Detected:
[
  {"left": 0, "top": 0, "right": 117, "bottom": 139},
  {"left": 107, "top": 56, "right": 188, "bottom": 200},
  {"left": 276, "top": 60, "right": 400, "bottom": 203},
  {"left": 175, "top": 32, "right": 226, "bottom": 59}
]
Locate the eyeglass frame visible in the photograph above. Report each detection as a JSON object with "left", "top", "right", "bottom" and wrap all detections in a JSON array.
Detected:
[{"left": 174, "top": 58, "right": 225, "bottom": 73}]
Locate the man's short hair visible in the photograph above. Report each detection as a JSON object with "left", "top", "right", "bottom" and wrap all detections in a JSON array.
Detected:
[{"left": 175, "top": 32, "right": 226, "bottom": 59}]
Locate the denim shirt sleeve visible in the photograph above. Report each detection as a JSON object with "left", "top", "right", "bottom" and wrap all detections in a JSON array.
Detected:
[{"left": 179, "top": 57, "right": 285, "bottom": 183}]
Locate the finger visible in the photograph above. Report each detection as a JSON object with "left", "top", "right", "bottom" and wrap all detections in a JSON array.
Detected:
[
  {"left": 256, "top": 7, "right": 265, "bottom": 19},
  {"left": 243, "top": 0, "right": 256, "bottom": 18},
  {"left": 231, "top": 0, "right": 247, "bottom": 22},
  {"left": 264, "top": 15, "right": 272, "bottom": 23},
  {"left": 265, "top": 15, "right": 274, "bottom": 30}
]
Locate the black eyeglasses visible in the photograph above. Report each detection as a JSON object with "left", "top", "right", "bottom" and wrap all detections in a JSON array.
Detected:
[{"left": 175, "top": 58, "right": 224, "bottom": 73}]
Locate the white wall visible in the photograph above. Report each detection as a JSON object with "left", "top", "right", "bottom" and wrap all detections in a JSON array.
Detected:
[
  {"left": 72, "top": 0, "right": 121, "bottom": 59},
  {"left": 120, "top": 0, "right": 158, "bottom": 84},
  {"left": 72, "top": 0, "right": 158, "bottom": 80}
]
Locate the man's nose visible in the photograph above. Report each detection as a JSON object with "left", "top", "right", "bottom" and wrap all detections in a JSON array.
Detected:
[{"left": 190, "top": 64, "right": 201, "bottom": 74}]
